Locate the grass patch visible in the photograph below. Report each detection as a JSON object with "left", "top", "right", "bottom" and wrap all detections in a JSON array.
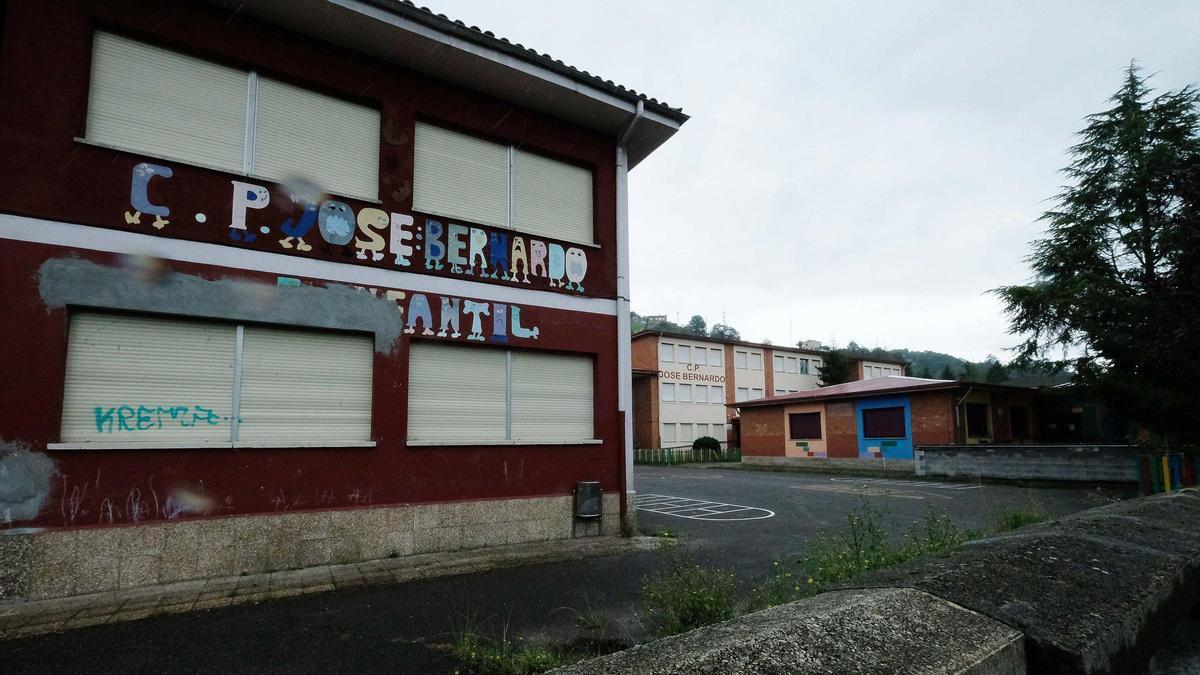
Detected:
[
  {"left": 450, "top": 631, "right": 583, "bottom": 675},
  {"left": 993, "top": 504, "right": 1047, "bottom": 531},
  {"left": 640, "top": 545, "right": 738, "bottom": 637}
]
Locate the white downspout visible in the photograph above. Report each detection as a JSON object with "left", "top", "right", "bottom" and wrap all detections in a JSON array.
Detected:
[{"left": 616, "top": 100, "right": 644, "bottom": 528}]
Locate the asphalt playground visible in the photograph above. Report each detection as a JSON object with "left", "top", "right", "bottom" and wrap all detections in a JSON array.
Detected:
[{"left": 0, "top": 465, "right": 1128, "bottom": 674}]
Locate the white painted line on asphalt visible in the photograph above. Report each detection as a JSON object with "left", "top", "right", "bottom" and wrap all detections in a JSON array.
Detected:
[
  {"left": 637, "top": 494, "right": 775, "bottom": 521},
  {"left": 828, "top": 477, "right": 982, "bottom": 490}
]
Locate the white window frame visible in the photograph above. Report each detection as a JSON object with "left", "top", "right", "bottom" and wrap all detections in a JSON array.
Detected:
[
  {"left": 751, "top": 387, "right": 764, "bottom": 399},
  {"left": 736, "top": 387, "right": 750, "bottom": 403},
  {"left": 677, "top": 345, "right": 692, "bottom": 364},
  {"left": 735, "top": 351, "right": 748, "bottom": 369},
  {"left": 786, "top": 357, "right": 798, "bottom": 374},
  {"left": 660, "top": 343, "right": 675, "bottom": 363},
  {"left": 661, "top": 422, "right": 676, "bottom": 445},
  {"left": 83, "top": 31, "right": 380, "bottom": 202},
  {"left": 799, "top": 358, "right": 809, "bottom": 375},
  {"left": 773, "top": 355, "right": 785, "bottom": 372},
  {"left": 710, "top": 348, "right": 723, "bottom": 367},
  {"left": 694, "top": 385, "right": 708, "bottom": 403},
  {"left": 693, "top": 348, "right": 707, "bottom": 366},
  {"left": 750, "top": 353, "right": 763, "bottom": 371},
  {"left": 677, "top": 383, "right": 692, "bottom": 403},
  {"left": 660, "top": 382, "right": 676, "bottom": 402},
  {"left": 711, "top": 385, "right": 724, "bottom": 403}
]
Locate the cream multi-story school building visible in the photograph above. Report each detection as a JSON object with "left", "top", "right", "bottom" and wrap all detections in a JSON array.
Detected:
[{"left": 631, "top": 330, "right": 906, "bottom": 448}]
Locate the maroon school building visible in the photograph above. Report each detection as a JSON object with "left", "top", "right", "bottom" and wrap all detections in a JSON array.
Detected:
[{"left": 0, "top": 1, "right": 686, "bottom": 600}]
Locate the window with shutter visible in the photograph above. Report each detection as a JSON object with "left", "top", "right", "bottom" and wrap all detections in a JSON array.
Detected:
[
  {"left": 788, "top": 412, "right": 822, "bottom": 440},
  {"left": 407, "top": 342, "right": 507, "bottom": 443},
  {"left": 862, "top": 406, "right": 906, "bottom": 439},
  {"left": 87, "top": 32, "right": 246, "bottom": 173},
  {"left": 238, "top": 325, "right": 373, "bottom": 444},
  {"left": 510, "top": 350, "right": 593, "bottom": 442},
  {"left": 413, "top": 122, "right": 510, "bottom": 228},
  {"left": 86, "top": 32, "right": 381, "bottom": 199},
  {"left": 253, "top": 77, "right": 380, "bottom": 199},
  {"left": 58, "top": 312, "right": 373, "bottom": 448},
  {"left": 513, "top": 148, "right": 594, "bottom": 244}
]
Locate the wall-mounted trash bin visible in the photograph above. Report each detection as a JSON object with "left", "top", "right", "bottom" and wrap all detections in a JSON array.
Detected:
[{"left": 575, "top": 481, "right": 602, "bottom": 520}]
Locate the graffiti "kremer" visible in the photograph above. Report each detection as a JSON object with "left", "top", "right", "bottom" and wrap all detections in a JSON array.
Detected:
[{"left": 94, "top": 405, "right": 227, "bottom": 433}]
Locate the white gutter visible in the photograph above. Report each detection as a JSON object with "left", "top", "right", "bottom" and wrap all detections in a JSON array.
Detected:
[{"left": 616, "top": 100, "right": 644, "bottom": 521}]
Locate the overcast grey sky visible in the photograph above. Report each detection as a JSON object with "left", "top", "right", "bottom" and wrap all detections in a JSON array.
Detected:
[{"left": 429, "top": 1, "right": 1199, "bottom": 361}]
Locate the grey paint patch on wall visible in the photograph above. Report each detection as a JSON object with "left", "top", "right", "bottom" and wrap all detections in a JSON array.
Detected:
[
  {"left": 0, "top": 442, "right": 56, "bottom": 524},
  {"left": 37, "top": 257, "right": 404, "bottom": 353}
]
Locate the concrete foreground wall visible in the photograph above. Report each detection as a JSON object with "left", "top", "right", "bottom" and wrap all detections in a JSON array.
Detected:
[
  {"left": 555, "top": 490, "right": 1200, "bottom": 675},
  {"left": 554, "top": 587, "right": 1024, "bottom": 675},
  {"left": 916, "top": 444, "right": 1139, "bottom": 482},
  {"left": 0, "top": 494, "right": 619, "bottom": 602}
]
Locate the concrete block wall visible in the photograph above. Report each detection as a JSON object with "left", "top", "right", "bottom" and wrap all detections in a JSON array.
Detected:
[
  {"left": 0, "top": 493, "right": 620, "bottom": 602},
  {"left": 916, "top": 444, "right": 1139, "bottom": 482}
]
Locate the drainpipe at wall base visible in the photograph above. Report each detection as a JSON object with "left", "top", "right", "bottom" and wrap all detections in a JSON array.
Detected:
[{"left": 615, "top": 100, "right": 644, "bottom": 533}]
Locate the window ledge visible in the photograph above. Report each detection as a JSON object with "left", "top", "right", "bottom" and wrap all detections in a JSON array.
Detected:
[
  {"left": 73, "top": 137, "right": 383, "bottom": 204},
  {"left": 406, "top": 439, "right": 603, "bottom": 447},
  {"left": 47, "top": 441, "right": 376, "bottom": 451}
]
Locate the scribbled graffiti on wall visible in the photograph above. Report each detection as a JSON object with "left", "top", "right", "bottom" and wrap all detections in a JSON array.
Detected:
[
  {"left": 122, "top": 164, "right": 589, "bottom": 294},
  {"left": 92, "top": 405, "right": 228, "bottom": 434}
]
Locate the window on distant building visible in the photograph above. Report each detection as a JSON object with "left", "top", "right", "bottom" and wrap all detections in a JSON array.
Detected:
[
  {"left": 408, "top": 343, "right": 593, "bottom": 444},
  {"left": 414, "top": 122, "right": 594, "bottom": 244},
  {"left": 678, "top": 423, "right": 693, "bottom": 443},
  {"left": 862, "top": 406, "right": 906, "bottom": 439},
  {"left": 750, "top": 353, "right": 763, "bottom": 370},
  {"left": 735, "top": 351, "right": 748, "bottom": 369},
  {"left": 789, "top": 412, "right": 822, "bottom": 440},
  {"left": 785, "top": 356, "right": 798, "bottom": 374},
  {"left": 965, "top": 403, "right": 990, "bottom": 438},
  {"left": 773, "top": 355, "right": 785, "bottom": 372},
  {"left": 678, "top": 384, "right": 692, "bottom": 403},
  {"left": 693, "top": 348, "right": 707, "bottom": 366},
  {"left": 710, "top": 348, "right": 723, "bottom": 367},
  {"left": 751, "top": 388, "right": 763, "bottom": 399},
  {"left": 58, "top": 312, "right": 373, "bottom": 447},
  {"left": 661, "top": 423, "right": 676, "bottom": 444},
  {"left": 711, "top": 385, "right": 724, "bottom": 403},
  {"left": 735, "top": 387, "right": 749, "bottom": 402},
  {"left": 86, "top": 32, "right": 380, "bottom": 199},
  {"left": 798, "top": 358, "right": 809, "bottom": 375},
  {"left": 659, "top": 343, "right": 674, "bottom": 363},
  {"left": 660, "top": 382, "right": 676, "bottom": 402},
  {"left": 677, "top": 345, "right": 692, "bottom": 364},
  {"left": 695, "top": 385, "right": 708, "bottom": 403}
]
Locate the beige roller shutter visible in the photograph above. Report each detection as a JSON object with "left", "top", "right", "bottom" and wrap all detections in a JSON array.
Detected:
[
  {"left": 510, "top": 351, "right": 593, "bottom": 442},
  {"left": 60, "top": 313, "right": 237, "bottom": 444},
  {"left": 513, "top": 149, "right": 594, "bottom": 245},
  {"left": 253, "top": 77, "right": 381, "bottom": 200},
  {"left": 238, "top": 325, "right": 374, "bottom": 444},
  {"left": 86, "top": 32, "right": 246, "bottom": 173},
  {"left": 407, "top": 342, "right": 507, "bottom": 443},
  {"left": 413, "top": 122, "right": 509, "bottom": 228}
]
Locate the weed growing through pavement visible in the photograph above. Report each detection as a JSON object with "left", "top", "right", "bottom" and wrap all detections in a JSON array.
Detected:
[
  {"left": 640, "top": 542, "right": 738, "bottom": 637},
  {"left": 449, "top": 614, "right": 591, "bottom": 675},
  {"left": 992, "top": 503, "right": 1048, "bottom": 531}
]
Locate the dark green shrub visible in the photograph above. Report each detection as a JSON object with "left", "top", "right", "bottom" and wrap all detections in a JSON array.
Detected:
[{"left": 692, "top": 436, "right": 721, "bottom": 452}]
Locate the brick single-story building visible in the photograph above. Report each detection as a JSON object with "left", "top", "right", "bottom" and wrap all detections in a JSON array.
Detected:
[{"left": 733, "top": 377, "right": 1042, "bottom": 460}]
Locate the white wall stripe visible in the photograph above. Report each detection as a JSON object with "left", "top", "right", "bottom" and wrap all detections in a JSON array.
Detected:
[{"left": 0, "top": 214, "right": 617, "bottom": 316}]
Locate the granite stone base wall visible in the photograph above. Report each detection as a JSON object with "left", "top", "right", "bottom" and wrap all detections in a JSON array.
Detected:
[
  {"left": 0, "top": 493, "right": 621, "bottom": 602},
  {"left": 916, "top": 444, "right": 1140, "bottom": 482}
]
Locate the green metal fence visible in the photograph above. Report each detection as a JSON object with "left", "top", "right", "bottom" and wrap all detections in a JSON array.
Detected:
[{"left": 634, "top": 446, "right": 741, "bottom": 465}]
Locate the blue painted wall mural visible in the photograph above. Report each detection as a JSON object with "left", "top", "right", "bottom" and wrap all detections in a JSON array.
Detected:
[{"left": 856, "top": 395, "right": 914, "bottom": 460}]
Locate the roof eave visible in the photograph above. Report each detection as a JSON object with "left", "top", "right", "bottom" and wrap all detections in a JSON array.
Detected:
[{"left": 208, "top": 0, "right": 687, "bottom": 167}]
